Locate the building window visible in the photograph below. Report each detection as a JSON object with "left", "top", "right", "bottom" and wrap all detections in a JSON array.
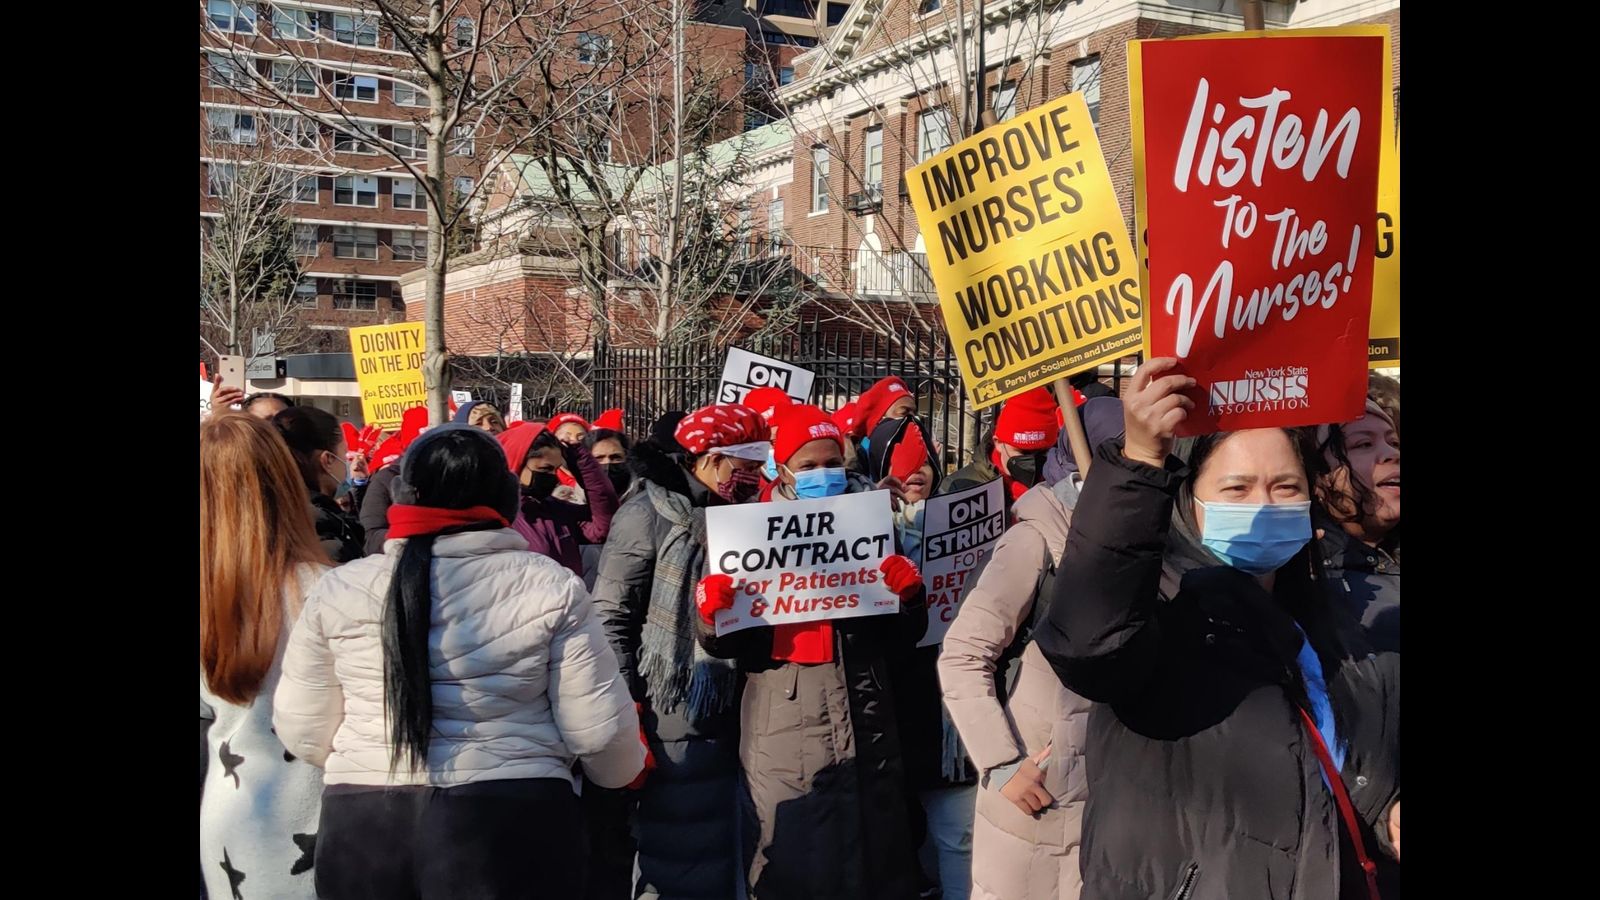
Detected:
[
  {"left": 811, "top": 147, "right": 829, "bottom": 213},
  {"left": 635, "top": 230, "right": 650, "bottom": 267},
  {"left": 827, "top": 2, "right": 848, "bottom": 26},
  {"left": 206, "top": 163, "right": 236, "bottom": 198},
  {"left": 764, "top": 195, "right": 784, "bottom": 238},
  {"left": 208, "top": 0, "right": 256, "bottom": 33},
  {"left": 271, "top": 61, "right": 317, "bottom": 96},
  {"left": 761, "top": 31, "right": 817, "bottom": 48},
  {"left": 334, "top": 129, "right": 377, "bottom": 154},
  {"left": 1072, "top": 55, "right": 1102, "bottom": 127},
  {"left": 453, "top": 17, "right": 475, "bottom": 48},
  {"left": 334, "top": 174, "right": 378, "bottom": 207},
  {"left": 207, "top": 53, "right": 245, "bottom": 89},
  {"left": 394, "top": 78, "right": 427, "bottom": 107},
  {"left": 392, "top": 230, "right": 427, "bottom": 261},
  {"left": 991, "top": 82, "right": 1018, "bottom": 121},
  {"left": 393, "top": 126, "right": 425, "bottom": 159},
  {"left": 745, "top": 63, "right": 761, "bottom": 88},
  {"left": 918, "top": 107, "right": 952, "bottom": 161},
  {"left": 918, "top": 0, "right": 941, "bottom": 13},
  {"left": 745, "top": 108, "right": 773, "bottom": 131},
  {"left": 272, "top": 6, "right": 316, "bottom": 40},
  {"left": 294, "top": 224, "right": 318, "bottom": 257},
  {"left": 779, "top": 67, "right": 794, "bottom": 86},
  {"left": 332, "top": 227, "right": 378, "bottom": 260},
  {"left": 864, "top": 126, "right": 883, "bottom": 192},
  {"left": 332, "top": 280, "right": 378, "bottom": 310},
  {"left": 334, "top": 73, "right": 379, "bottom": 103},
  {"left": 295, "top": 279, "right": 319, "bottom": 307},
  {"left": 451, "top": 126, "right": 475, "bottom": 156},
  {"left": 272, "top": 114, "right": 319, "bottom": 150},
  {"left": 391, "top": 177, "right": 421, "bottom": 210},
  {"left": 332, "top": 13, "right": 378, "bottom": 47},
  {"left": 291, "top": 174, "right": 319, "bottom": 203},
  {"left": 453, "top": 176, "right": 475, "bottom": 200},
  {"left": 578, "top": 33, "right": 613, "bottom": 64},
  {"left": 207, "top": 109, "right": 257, "bottom": 145}
]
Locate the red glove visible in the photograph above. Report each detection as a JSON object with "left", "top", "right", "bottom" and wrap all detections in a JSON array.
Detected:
[
  {"left": 625, "top": 702, "right": 656, "bottom": 790},
  {"left": 880, "top": 555, "right": 923, "bottom": 600},
  {"left": 695, "top": 574, "right": 737, "bottom": 625},
  {"left": 890, "top": 421, "right": 929, "bottom": 482}
]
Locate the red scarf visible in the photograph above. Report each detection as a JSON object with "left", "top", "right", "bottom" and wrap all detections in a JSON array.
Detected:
[
  {"left": 387, "top": 504, "right": 508, "bottom": 540},
  {"left": 772, "top": 621, "right": 834, "bottom": 664}
]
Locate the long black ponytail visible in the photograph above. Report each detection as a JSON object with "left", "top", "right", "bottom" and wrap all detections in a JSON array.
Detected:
[{"left": 382, "top": 425, "right": 520, "bottom": 774}]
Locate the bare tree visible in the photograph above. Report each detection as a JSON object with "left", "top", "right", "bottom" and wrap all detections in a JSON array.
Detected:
[
  {"left": 199, "top": 131, "right": 316, "bottom": 365},
  {"left": 476, "top": 0, "right": 800, "bottom": 362},
  {"left": 202, "top": 0, "right": 597, "bottom": 422}
]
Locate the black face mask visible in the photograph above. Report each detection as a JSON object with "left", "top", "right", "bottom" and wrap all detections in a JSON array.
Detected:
[
  {"left": 524, "top": 471, "right": 560, "bottom": 500},
  {"left": 1007, "top": 451, "right": 1048, "bottom": 489},
  {"left": 602, "top": 463, "right": 632, "bottom": 496}
]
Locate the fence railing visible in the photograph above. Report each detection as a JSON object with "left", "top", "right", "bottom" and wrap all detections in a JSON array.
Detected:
[{"left": 732, "top": 242, "right": 936, "bottom": 299}]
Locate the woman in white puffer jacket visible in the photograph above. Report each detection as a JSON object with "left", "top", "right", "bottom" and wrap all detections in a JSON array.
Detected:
[{"left": 274, "top": 423, "right": 646, "bottom": 900}]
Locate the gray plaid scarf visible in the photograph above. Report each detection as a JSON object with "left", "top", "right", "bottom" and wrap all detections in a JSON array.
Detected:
[{"left": 637, "top": 479, "right": 738, "bottom": 720}]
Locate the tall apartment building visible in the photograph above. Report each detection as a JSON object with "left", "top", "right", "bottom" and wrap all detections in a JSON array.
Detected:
[{"left": 200, "top": 0, "right": 481, "bottom": 353}]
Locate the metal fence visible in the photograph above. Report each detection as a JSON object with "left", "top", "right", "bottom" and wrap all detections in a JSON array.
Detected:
[{"left": 590, "top": 316, "right": 1139, "bottom": 468}]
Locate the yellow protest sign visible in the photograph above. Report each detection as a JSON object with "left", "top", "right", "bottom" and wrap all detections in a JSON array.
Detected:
[
  {"left": 1369, "top": 114, "right": 1399, "bottom": 367},
  {"left": 348, "top": 322, "right": 426, "bottom": 430},
  {"left": 906, "top": 93, "right": 1141, "bottom": 410}
]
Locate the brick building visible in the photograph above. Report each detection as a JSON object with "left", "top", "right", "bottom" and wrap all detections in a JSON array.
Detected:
[
  {"left": 763, "top": 0, "right": 1398, "bottom": 305},
  {"left": 200, "top": 1, "right": 486, "bottom": 353},
  {"left": 415, "top": 0, "right": 1398, "bottom": 406}
]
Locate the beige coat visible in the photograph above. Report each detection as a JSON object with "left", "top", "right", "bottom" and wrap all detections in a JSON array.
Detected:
[{"left": 938, "top": 481, "right": 1092, "bottom": 900}]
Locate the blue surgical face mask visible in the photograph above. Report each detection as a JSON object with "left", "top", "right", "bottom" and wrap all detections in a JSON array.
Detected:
[
  {"left": 1198, "top": 500, "right": 1312, "bottom": 575},
  {"left": 762, "top": 449, "right": 780, "bottom": 481},
  {"left": 790, "top": 466, "right": 849, "bottom": 499}
]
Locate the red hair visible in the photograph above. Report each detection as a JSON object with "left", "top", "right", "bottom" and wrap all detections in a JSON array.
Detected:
[{"left": 200, "top": 413, "right": 328, "bottom": 704}]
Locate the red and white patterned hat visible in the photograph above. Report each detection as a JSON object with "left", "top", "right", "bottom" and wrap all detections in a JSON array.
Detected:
[{"left": 674, "top": 403, "right": 772, "bottom": 459}]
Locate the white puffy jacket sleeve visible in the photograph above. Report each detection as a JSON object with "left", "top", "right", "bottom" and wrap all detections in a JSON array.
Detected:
[
  {"left": 547, "top": 578, "right": 645, "bottom": 789},
  {"left": 273, "top": 592, "right": 345, "bottom": 768}
]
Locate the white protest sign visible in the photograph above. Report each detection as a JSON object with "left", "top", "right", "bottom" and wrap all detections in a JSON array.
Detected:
[
  {"left": 716, "top": 347, "right": 815, "bottom": 406},
  {"left": 918, "top": 479, "right": 1006, "bottom": 647},
  {"left": 707, "top": 490, "right": 898, "bottom": 636},
  {"left": 451, "top": 390, "right": 474, "bottom": 405},
  {"left": 507, "top": 383, "right": 524, "bottom": 422},
  {"left": 200, "top": 378, "right": 215, "bottom": 419}
]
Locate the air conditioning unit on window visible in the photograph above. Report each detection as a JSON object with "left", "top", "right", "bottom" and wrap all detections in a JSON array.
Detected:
[{"left": 845, "top": 187, "right": 882, "bottom": 215}]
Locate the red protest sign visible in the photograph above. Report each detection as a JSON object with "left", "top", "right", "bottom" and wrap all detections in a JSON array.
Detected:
[{"left": 1131, "top": 27, "right": 1387, "bottom": 434}]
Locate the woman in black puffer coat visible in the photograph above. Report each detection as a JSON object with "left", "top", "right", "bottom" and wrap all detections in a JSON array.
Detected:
[
  {"left": 591, "top": 404, "right": 771, "bottom": 900},
  {"left": 1035, "top": 360, "right": 1400, "bottom": 900}
]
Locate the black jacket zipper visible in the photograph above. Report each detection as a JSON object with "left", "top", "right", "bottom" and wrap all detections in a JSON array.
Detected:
[{"left": 1172, "top": 862, "right": 1200, "bottom": 900}]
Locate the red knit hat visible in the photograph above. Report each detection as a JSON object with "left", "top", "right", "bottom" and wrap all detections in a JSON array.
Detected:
[
  {"left": 852, "top": 376, "right": 912, "bottom": 437},
  {"left": 742, "top": 387, "right": 794, "bottom": 424},
  {"left": 592, "top": 408, "right": 625, "bottom": 432},
  {"left": 548, "top": 412, "right": 589, "bottom": 434},
  {"left": 994, "top": 387, "right": 1060, "bottom": 451},
  {"left": 371, "top": 405, "right": 431, "bottom": 471},
  {"left": 831, "top": 401, "right": 861, "bottom": 435},
  {"left": 674, "top": 404, "right": 772, "bottom": 457},
  {"left": 771, "top": 404, "right": 845, "bottom": 465}
]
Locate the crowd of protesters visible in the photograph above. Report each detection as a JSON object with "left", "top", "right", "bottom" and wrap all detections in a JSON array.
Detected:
[{"left": 201, "top": 364, "right": 1400, "bottom": 900}]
